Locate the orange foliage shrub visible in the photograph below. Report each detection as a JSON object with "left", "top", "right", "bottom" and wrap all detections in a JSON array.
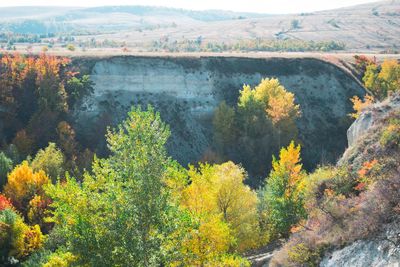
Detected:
[
  {"left": 349, "top": 95, "right": 374, "bottom": 119},
  {"left": 0, "top": 194, "right": 13, "bottom": 211}
]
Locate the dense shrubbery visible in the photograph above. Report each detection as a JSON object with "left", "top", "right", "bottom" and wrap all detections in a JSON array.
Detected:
[{"left": 0, "top": 208, "right": 44, "bottom": 263}]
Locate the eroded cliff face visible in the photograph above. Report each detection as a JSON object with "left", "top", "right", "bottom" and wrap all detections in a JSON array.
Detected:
[{"left": 72, "top": 56, "right": 365, "bottom": 174}]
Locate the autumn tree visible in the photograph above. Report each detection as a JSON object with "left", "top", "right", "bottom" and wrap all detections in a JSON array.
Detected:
[
  {"left": 213, "top": 162, "right": 260, "bottom": 251},
  {"left": 378, "top": 59, "right": 400, "bottom": 94},
  {"left": 235, "top": 78, "right": 300, "bottom": 183},
  {"left": 349, "top": 94, "right": 374, "bottom": 119},
  {"left": 0, "top": 208, "right": 44, "bottom": 263},
  {"left": 363, "top": 59, "right": 400, "bottom": 100},
  {"left": 4, "top": 161, "right": 49, "bottom": 215},
  {"left": 259, "top": 141, "right": 307, "bottom": 237},
  {"left": 180, "top": 161, "right": 259, "bottom": 264},
  {"left": 12, "top": 129, "right": 34, "bottom": 158},
  {"left": 34, "top": 53, "right": 69, "bottom": 113},
  {"left": 261, "top": 79, "right": 300, "bottom": 147}
]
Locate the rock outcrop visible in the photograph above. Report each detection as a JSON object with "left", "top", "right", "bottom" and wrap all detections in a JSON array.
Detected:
[
  {"left": 347, "top": 93, "right": 400, "bottom": 147},
  {"left": 321, "top": 220, "right": 400, "bottom": 267}
]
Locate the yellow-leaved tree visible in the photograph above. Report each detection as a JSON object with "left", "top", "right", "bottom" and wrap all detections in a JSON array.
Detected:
[
  {"left": 213, "top": 162, "right": 260, "bottom": 251},
  {"left": 178, "top": 162, "right": 258, "bottom": 266},
  {"left": 4, "top": 161, "right": 49, "bottom": 214},
  {"left": 363, "top": 59, "right": 400, "bottom": 99},
  {"left": 254, "top": 78, "right": 300, "bottom": 147}
]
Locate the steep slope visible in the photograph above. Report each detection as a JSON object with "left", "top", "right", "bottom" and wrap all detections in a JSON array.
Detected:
[
  {"left": 321, "top": 94, "right": 400, "bottom": 267},
  {"left": 72, "top": 56, "right": 364, "bottom": 177},
  {"left": 270, "top": 93, "right": 400, "bottom": 266}
]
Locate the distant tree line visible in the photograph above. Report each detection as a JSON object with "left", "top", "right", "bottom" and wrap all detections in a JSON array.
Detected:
[{"left": 148, "top": 38, "right": 346, "bottom": 53}]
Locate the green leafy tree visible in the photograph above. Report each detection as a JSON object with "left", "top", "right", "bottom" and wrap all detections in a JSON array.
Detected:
[
  {"left": 212, "top": 101, "right": 236, "bottom": 157},
  {"left": 31, "top": 143, "right": 65, "bottom": 182},
  {"left": 65, "top": 75, "right": 94, "bottom": 108},
  {"left": 260, "top": 141, "right": 307, "bottom": 237},
  {"left": 46, "top": 106, "right": 188, "bottom": 266},
  {"left": 0, "top": 152, "right": 12, "bottom": 190}
]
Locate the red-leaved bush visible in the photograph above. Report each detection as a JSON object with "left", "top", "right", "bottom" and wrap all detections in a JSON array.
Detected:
[{"left": 0, "top": 194, "right": 13, "bottom": 211}]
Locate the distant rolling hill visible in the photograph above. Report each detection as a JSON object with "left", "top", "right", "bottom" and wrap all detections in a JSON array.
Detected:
[{"left": 0, "top": 1, "right": 399, "bottom": 53}]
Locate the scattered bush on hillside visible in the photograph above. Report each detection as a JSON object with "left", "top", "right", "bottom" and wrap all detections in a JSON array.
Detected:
[
  {"left": 66, "top": 44, "right": 75, "bottom": 51},
  {"left": 291, "top": 19, "right": 301, "bottom": 29},
  {"left": 380, "top": 117, "right": 400, "bottom": 148},
  {"left": 354, "top": 55, "right": 375, "bottom": 74}
]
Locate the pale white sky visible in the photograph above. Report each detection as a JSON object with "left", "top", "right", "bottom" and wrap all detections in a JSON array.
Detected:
[{"left": 0, "top": 0, "right": 380, "bottom": 14}]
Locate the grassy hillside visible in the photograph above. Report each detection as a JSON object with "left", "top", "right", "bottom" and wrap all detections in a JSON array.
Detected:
[{"left": 0, "top": 1, "right": 399, "bottom": 53}]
